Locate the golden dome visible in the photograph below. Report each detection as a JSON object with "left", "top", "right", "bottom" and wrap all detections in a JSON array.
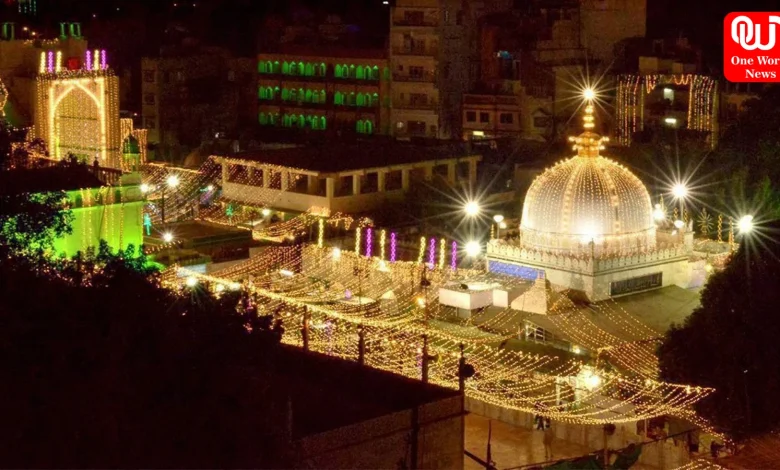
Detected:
[{"left": 519, "top": 105, "right": 655, "bottom": 256}]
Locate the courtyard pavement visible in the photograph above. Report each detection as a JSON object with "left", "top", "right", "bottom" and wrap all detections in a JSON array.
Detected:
[{"left": 464, "top": 413, "right": 657, "bottom": 470}]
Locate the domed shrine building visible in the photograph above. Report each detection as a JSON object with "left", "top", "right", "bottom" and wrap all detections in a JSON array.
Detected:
[{"left": 486, "top": 105, "right": 706, "bottom": 301}]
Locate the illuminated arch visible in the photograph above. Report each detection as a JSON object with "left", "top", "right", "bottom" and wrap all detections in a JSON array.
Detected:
[{"left": 48, "top": 79, "right": 108, "bottom": 162}]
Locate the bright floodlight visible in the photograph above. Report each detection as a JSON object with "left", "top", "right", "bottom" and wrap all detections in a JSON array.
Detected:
[
  {"left": 499, "top": 222, "right": 507, "bottom": 229},
  {"left": 664, "top": 117, "right": 678, "bottom": 126},
  {"left": 493, "top": 214, "right": 504, "bottom": 224},
  {"left": 332, "top": 247, "right": 342, "bottom": 260},
  {"left": 585, "top": 373, "right": 602, "bottom": 390},
  {"left": 653, "top": 204, "right": 665, "bottom": 222},
  {"left": 672, "top": 183, "right": 688, "bottom": 199},
  {"left": 206, "top": 184, "right": 214, "bottom": 191},
  {"left": 140, "top": 183, "right": 152, "bottom": 193},
  {"left": 464, "top": 201, "right": 480, "bottom": 217},
  {"left": 674, "top": 219, "right": 684, "bottom": 229},
  {"left": 261, "top": 208, "right": 271, "bottom": 217},
  {"left": 583, "top": 88, "right": 595, "bottom": 101},
  {"left": 162, "top": 232, "right": 174, "bottom": 243},
  {"left": 185, "top": 276, "right": 198, "bottom": 287},
  {"left": 166, "top": 174, "right": 180, "bottom": 188},
  {"left": 465, "top": 241, "right": 481, "bottom": 257},
  {"left": 738, "top": 215, "right": 754, "bottom": 234}
]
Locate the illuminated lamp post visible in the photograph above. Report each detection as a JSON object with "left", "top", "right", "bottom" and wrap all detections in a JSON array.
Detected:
[
  {"left": 464, "top": 200, "right": 480, "bottom": 217},
  {"left": 493, "top": 214, "right": 505, "bottom": 239},
  {"left": 671, "top": 182, "right": 688, "bottom": 228},
  {"left": 737, "top": 215, "right": 754, "bottom": 235}
]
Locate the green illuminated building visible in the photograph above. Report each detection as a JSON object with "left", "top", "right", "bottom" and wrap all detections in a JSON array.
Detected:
[
  {"left": 53, "top": 182, "right": 144, "bottom": 257},
  {"left": 0, "top": 164, "right": 145, "bottom": 258},
  {"left": 257, "top": 49, "right": 390, "bottom": 136}
]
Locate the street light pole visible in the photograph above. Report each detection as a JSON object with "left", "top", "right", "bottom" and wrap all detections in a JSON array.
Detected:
[{"left": 161, "top": 187, "right": 166, "bottom": 224}]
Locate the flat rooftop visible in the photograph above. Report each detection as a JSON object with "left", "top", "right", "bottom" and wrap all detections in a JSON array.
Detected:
[
  {"left": 0, "top": 165, "right": 103, "bottom": 195},
  {"left": 275, "top": 346, "right": 460, "bottom": 438},
  {"left": 145, "top": 220, "right": 252, "bottom": 245},
  {"left": 226, "top": 140, "right": 480, "bottom": 173}
]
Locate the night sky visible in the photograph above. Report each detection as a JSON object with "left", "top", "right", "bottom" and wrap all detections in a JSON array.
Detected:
[{"left": 6, "top": 0, "right": 779, "bottom": 70}]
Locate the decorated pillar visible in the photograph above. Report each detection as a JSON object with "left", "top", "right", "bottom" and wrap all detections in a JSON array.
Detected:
[
  {"left": 468, "top": 159, "right": 478, "bottom": 185},
  {"left": 352, "top": 174, "right": 362, "bottom": 195},
  {"left": 377, "top": 171, "right": 386, "bottom": 192},
  {"left": 325, "top": 177, "right": 336, "bottom": 198},
  {"left": 402, "top": 168, "right": 410, "bottom": 190},
  {"left": 221, "top": 159, "right": 229, "bottom": 185},
  {"left": 424, "top": 165, "right": 433, "bottom": 181},
  {"left": 447, "top": 162, "right": 456, "bottom": 184},
  {"left": 307, "top": 175, "right": 319, "bottom": 194}
]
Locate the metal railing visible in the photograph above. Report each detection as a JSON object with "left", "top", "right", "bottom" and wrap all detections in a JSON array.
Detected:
[
  {"left": 392, "top": 46, "right": 438, "bottom": 56},
  {"left": 393, "top": 72, "right": 436, "bottom": 83}
]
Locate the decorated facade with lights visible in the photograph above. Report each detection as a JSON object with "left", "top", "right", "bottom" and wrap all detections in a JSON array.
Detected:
[
  {"left": 487, "top": 103, "right": 710, "bottom": 302},
  {"left": 615, "top": 74, "right": 719, "bottom": 148},
  {"left": 53, "top": 183, "right": 145, "bottom": 257},
  {"left": 32, "top": 49, "right": 122, "bottom": 169}
]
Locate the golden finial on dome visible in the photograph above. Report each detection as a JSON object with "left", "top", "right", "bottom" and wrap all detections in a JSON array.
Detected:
[{"left": 569, "top": 92, "right": 609, "bottom": 158}]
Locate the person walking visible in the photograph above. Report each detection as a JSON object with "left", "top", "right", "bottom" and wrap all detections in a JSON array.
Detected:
[{"left": 543, "top": 422, "right": 555, "bottom": 461}]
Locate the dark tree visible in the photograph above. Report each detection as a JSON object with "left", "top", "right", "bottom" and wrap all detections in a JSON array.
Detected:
[
  {"left": 0, "top": 247, "right": 289, "bottom": 468},
  {"left": 658, "top": 221, "right": 780, "bottom": 441}
]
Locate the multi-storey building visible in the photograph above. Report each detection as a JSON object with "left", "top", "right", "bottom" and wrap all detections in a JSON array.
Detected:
[
  {"left": 141, "top": 47, "right": 256, "bottom": 161},
  {"left": 256, "top": 46, "right": 390, "bottom": 136},
  {"left": 388, "top": 0, "right": 442, "bottom": 139},
  {"left": 460, "top": 0, "right": 647, "bottom": 143}
]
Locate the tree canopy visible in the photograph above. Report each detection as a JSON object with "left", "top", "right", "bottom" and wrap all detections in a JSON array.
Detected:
[
  {"left": 658, "top": 221, "right": 780, "bottom": 440},
  {"left": 0, "top": 245, "right": 289, "bottom": 468}
]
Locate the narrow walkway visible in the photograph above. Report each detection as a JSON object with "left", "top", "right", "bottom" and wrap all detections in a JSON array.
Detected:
[{"left": 464, "top": 413, "right": 656, "bottom": 470}]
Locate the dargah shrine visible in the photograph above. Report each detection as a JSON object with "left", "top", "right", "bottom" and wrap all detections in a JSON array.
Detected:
[{"left": 486, "top": 104, "right": 707, "bottom": 302}]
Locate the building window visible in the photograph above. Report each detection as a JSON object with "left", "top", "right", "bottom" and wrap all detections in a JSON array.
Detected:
[
  {"left": 144, "top": 116, "right": 156, "bottom": 129},
  {"left": 356, "top": 119, "right": 374, "bottom": 135},
  {"left": 466, "top": 111, "right": 476, "bottom": 122},
  {"left": 499, "top": 113, "right": 514, "bottom": 124},
  {"left": 408, "top": 121, "right": 426, "bottom": 135},
  {"left": 228, "top": 70, "right": 235, "bottom": 81},
  {"left": 479, "top": 112, "right": 489, "bottom": 123},
  {"left": 143, "top": 70, "right": 155, "bottom": 83},
  {"left": 176, "top": 70, "right": 184, "bottom": 81},
  {"left": 409, "top": 66, "right": 424, "bottom": 80},
  {"left": 403, "top": 10, "right": 424, "bottom": 25},
  {"left": 409, "top": 93, "right": 428, "bottom": 106},
  {"left": 143, "top": 93, "right": 156, "bottom": 105}
]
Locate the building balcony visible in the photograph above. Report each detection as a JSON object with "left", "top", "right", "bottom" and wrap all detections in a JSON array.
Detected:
[
  {"left": 393, "top": 101, "right": 438, "bottom": 111},
  {"left": 392, "top": 46, "right": 438, "bottom": 57},
  {"left": 392, "top": 19, "right": 438, "bottom": 27},
  {"left": 258, "top": 72, "right": 328, "bottom": 82},
  {"left": 393, "top": 72, "right": 436, "bottom": 83}
]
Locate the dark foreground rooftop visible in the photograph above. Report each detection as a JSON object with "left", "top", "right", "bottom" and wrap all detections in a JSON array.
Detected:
[
  {"left": 0, "top": 165, "right": 103, "bottom": 195},
  {"left": 226, "top": 139, "right": 480, "bottom": 173},
  {"left": 275, "top": 345, "right": 460, "bottom": 438}
]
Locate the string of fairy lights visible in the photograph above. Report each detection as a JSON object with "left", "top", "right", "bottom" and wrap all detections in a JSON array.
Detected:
[
  {"left": 160, "top": 242, "right": 715, "bottom": 426},
  {"left": 131, "top": 148, "right": 730, "bottom": 434}
]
